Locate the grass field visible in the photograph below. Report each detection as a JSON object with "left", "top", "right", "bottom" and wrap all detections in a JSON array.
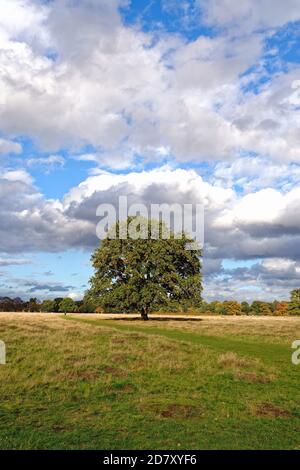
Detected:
[{"left": 0, "top": 312, "right": 300, "bottom": 450}]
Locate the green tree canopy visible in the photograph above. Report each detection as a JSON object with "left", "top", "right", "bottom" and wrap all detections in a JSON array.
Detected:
[
  {"left": 58, "top": 298, "right": 78, "bottom": 313},
  {"left": 241, "top": 301, "right": 251, "bottom": 315},
  {"left": 250, "top": 301, "right": 272, "bottom": 316},
  {"left": 27, "top": 298, "right": 40, "bottom": 312},
  {"left": 288, "top": 289, "right": 300, "bottom": 316},
  {"left": 53, "top": 297, "right": 64, "bottom": 313},
  {"left": 40, "top": 300, "right": 54, "bottom": 313},
  {"left": 85, "top": 217, "right": 202, "bottom": 320}
]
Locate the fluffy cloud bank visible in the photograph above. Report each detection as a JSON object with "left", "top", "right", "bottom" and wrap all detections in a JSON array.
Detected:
[
  {"left": 204, "top": 257, "right": 300, "bottom": 302},
  {"left": 0, "top": 0, "right": 299, "bottom": 167},
  {"left": 0, "top": 170, "right": 94, "bottom": 253},
  {"left": 0, "top": 0, "right": 299, "bottom": 300},
  {"left": 0, "top": 167, "right": 299, "bottom": 299},
  {"left": 4, "top": 165, "right": 300, "bottom": 259},
  {"left": 200, "top": 0, "right": 300, "bottom": 32}
]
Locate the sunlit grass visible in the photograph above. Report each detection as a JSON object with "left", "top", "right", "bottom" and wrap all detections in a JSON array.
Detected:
[{"left": 0, "top": 313, "right": 299, "bottom": 449}]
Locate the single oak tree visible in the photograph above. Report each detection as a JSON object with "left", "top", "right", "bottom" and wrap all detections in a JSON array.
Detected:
[{"left": 85, "top": 217, "right": 202, "bottom": 320}]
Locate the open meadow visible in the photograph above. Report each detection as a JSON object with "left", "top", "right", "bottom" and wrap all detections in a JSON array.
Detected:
[{"left": 0, "top": 313, "right": 300, "bottom": 450}]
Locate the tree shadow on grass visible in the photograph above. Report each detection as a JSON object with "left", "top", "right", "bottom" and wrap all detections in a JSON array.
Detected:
[{"left": 99, "top": 316, "right": 203, "bottom": 322}]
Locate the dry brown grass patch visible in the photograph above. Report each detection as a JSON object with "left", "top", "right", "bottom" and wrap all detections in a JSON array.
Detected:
[
  {"left": 146, "top": 403, "right": 203, "bottom": 419},
  {"left": 217, "top": 352, "right": 254, "bottom": 369},
  {"left": 56, "top": 366, "right": 100, "bottom": 382},
  {"left": 234, "top": 371, "right": 276, "bottom": 383},
  {"left": 117, "top": 384, "right": 135, "bottom": 393},
  {"left": 102, "top": 366, "right": 128, "bottom": 378},
  {"left": 254, "top": 403, "right": 291, "bottom": 418}
]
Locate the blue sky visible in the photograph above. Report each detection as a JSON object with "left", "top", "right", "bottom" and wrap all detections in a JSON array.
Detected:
[{"left": 0, "top": 0, "right": 299, "bottom": 302}]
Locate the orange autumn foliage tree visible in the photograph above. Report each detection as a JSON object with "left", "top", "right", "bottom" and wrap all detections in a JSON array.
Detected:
[
  {"left": 274, "top": 301, "right": 289, "bottom": 316},
  {"left": 222, "top": 301, "right": 242, "bottom": 315}
]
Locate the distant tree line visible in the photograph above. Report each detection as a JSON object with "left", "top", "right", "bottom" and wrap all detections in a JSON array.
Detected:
[
  {"left": 1, "top": 289, "right": 300, "bottom": 316},
  {"left": 0, "top": 296, "right": 94, "bottom": 313},
  {"left": 198, "top": 296, "right": 298, "bottom": 316}
]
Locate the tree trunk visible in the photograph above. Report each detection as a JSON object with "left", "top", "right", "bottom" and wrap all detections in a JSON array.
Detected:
[{"left": 141, "top": 308, "right": 149, "bottom": 321}]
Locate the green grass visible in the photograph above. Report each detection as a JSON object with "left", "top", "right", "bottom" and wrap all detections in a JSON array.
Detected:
[{"left": 0, "top": 313, "right": 300, "bottom": 449}]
